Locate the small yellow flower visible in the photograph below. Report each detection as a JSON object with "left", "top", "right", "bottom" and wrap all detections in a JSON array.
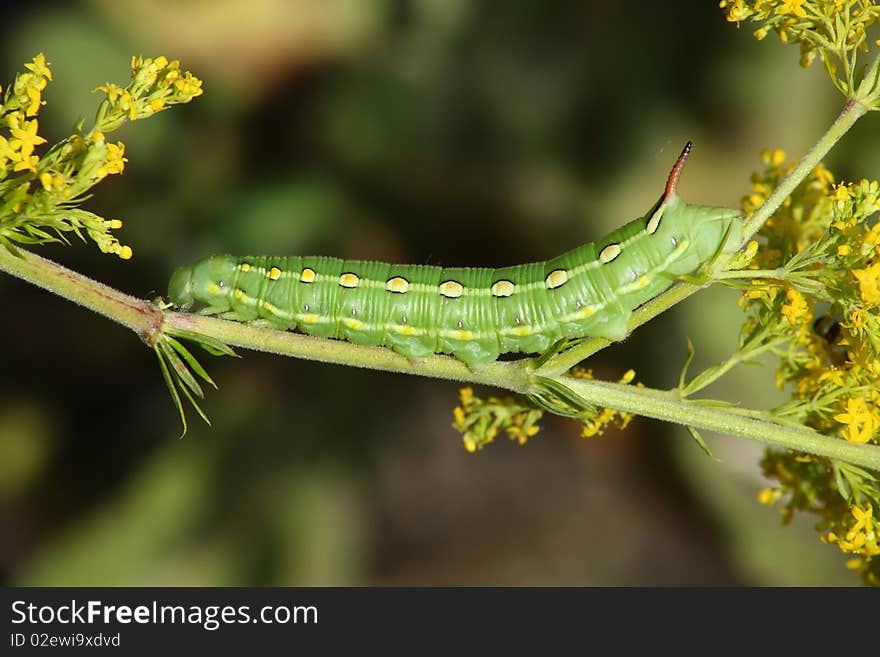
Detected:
[
  {"left": 829, "top": 504, "right": 880, "bottom": 556},
  {"left": 453, "top": 406, "right": 465, "bottom": 428},
  {"left": 93, "top": 82, "right": 124, "bottom": 103},
  {"left": 853, "top": 263, "right": 880, "bottom": 305},
  {"left": 25, "top": 86, "right": 43, "bottom": 116},
  {"left": 724, "top": 0, "right": 753, "bottom": 23},
  {"left": 780, "top": 288, "right": 809, "bottom": 325},
  {"left": 833, "top": 397, "right": 878, "bottom": 444},
  {"left": 818, "top": 369, "right": 845, "bottom": 387},
  {"left": 97, "top": 141, "right": 127, "bottom": 178},
  {"left": 833, "top": 184, "right": 851, "bottom": 203},
  {"left": 776, "top": 0, "right": 807, "bottom": 19},
  {"left": 837, "top": 244, "right": 851, "bottom": 256},
  {"left": 39, "top": 171, "right": 68, "bottom": 191},
  {"left": 24, "top": 53, "right": 52, "bottom": 80},
  {"left": 758, "top": 488, "right": 780, "bottom": 505},
  {"left": 12, "top": 154, "right": 39, "bottom": 172},
  {"left": 174, "top": 72, "right": 203, "bottom": 98},
  {"left": 0, "top": 135, "right": 13, "bottom": 163},
  {"left": 9, "top": 119, "right": 47, "bottom": 157}
]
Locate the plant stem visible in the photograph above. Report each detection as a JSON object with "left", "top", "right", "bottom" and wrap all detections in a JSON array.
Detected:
[
  {"left": 737, "top": 97, "right": 868, "bottom": 243},
  {"left": 0, "top": 246, "right": 162, "bottom": 343},
  {"left": 166, "top": 311, "right": 533, "bottom": 392},
  {"left": 541, "top": 97, "right": 868, "bottom": 375},
  {"left": 713, "top": 268, "right": 786, "bottom": 280},
  {"left": 3, "top": 245, "right": 879, "bottom": 470},
  {"left": 0, "top": 245, "right": 532, "bottom": 392},
  {"left": 551, "top": 376, "right": 880, "bottom": 471}
]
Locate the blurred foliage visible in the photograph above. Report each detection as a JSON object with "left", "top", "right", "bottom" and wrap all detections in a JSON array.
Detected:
[{"left": 2, "top": 0, "right": 877, "bottom": 585}]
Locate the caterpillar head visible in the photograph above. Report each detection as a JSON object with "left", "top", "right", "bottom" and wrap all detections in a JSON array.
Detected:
[
  {"left": 168, "top": 264, "right": 194, "bottom": 309},
  {"left": 168, "top": 255, "right": 238, "bottom": 310}
]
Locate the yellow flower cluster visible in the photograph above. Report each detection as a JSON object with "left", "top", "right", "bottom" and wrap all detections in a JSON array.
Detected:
[
  {"left": 719, "top": 0, "right": 880, "bottom": 98},
  {"left": 826, "top": 503, "right": 880, "bottom": 556},
  {"left": 92, "top": 56, "right": 203, "bottom": 131},
  {"left": 572, "top": 368, "right": 637, "bottom": 438},
  {"left": 0, "top": 53, "right": 203, "bottom": 260},
  {"left": 834, "top": 397, "right": 880, "bottom": 443},
  {"left": 826, "top": 503, "right": 880, "bottom": 584},
  {"left": 0, "top": 53, "right": 51, "bottom": 177},
  {"left": 740, "top": 147, "right": 880, "bottom": 584},
  {"left": 452, "top": 387, "right": 543, "bottom": 452}
]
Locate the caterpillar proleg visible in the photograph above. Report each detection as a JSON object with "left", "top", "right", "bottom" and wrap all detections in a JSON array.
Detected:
[{"left": 169, "top": 143, "right": 744, "bottom": 366}]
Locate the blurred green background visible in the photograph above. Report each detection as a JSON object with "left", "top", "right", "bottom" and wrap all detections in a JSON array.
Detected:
[{"left": 2, "top": 0, "right": 877, "bottom": 586}]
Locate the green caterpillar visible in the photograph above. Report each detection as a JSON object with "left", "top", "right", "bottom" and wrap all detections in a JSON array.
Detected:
[{"left": 168, "top": 143, "right": 744, "bottom": 366}]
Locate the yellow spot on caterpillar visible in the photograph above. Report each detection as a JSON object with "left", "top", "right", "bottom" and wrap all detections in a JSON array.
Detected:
[
  {"left": 450, "top": 330, "right": 473, "bottom": 340},
  {"left": 262, "top": 301, "right": 278, "bottom": 313},
  {"left": 577, "top": 305, "right": 596, "bottom": 318},
  {"left": 635, "top": 276, "right": 650, "bottom": 288},
  {"left": 234, "top": 289, "right": 244, "bottom": 300},
  {"left": 491, "top": 280, "right": 515, "bottom": 297},
  {"left": 339, "top": 272, "right": 359, "bottom": 288},
  {"left": 599, "top": 243, "right": 622, "bottom": 263},
  {"left": 385, "top": 276, "right": 410, "bottom": 293},
  {"left": 511, "top": 326, "right": 533, "bottom": 336},
  {"left": 546, "top": 269, "right": 568, "bottom": 289},
  {"left": 646, "top": 206, "right": 664, "bottom": 234},
  {"left": 343, "top": 318, "right": 363, "bottom": 330},
  {"left": 268, "top": 266, "right": 282, "bottom": 280},
  {"left": 439, "top": 280, "right": 463, "bottom": 298},
  {"left": 300, "top": 268, "right": 316, "bottom": 283},
  {"left": 301, "top": 314, "right": 319, "bottom": 324},
  {"left": 396, "top": 325, "right": 417, "bottom": 335},
  {"left": 207, "top": 284, "right": 220, "bottom": 294},
  {"left": 239, "top": 263, "right": 251, "bottom": 272}
]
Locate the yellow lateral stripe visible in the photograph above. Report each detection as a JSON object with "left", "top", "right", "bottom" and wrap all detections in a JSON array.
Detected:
[
  {"left": 228, "top": 236, "right": 688, "bottom": 339},
  {"left": 236, "top": 225, "right": 653, "bottom": 295}
]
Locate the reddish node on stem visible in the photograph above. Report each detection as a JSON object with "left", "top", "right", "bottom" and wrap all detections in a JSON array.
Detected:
[{"left": 664, "top": 141, "right": 692, "bottom": 200}]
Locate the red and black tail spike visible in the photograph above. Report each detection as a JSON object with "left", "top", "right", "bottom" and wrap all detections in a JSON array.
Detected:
[{"left": 664, "top": 141, "right": 693, "bottom": 200}]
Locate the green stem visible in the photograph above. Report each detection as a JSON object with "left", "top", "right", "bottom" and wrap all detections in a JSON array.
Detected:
[
  {"left": 166, "top": 311, "right": 532, "bottom": 392},
  {"left": 3, "top": 245, "right": 879, "bottom": 470},
  {"left": 0, "top": 246, "right": 532, "bottom": 393},
  {"left": 0, "top": 246, "right": 162, "bottom": 342},
  {"left": 541, "top": 96, "right": 868, "bottom": 376},
  {"left": 713, "top": 268, "right": 786, "bottom": 280},
  {"left": 551, "top": 377, "right": 880, "bottom": 471},
  {"left": 738, "top": 97, "right": 867, "bottom": 243},
  {"left": 681, "top": 336, "right": 788, "bottom": 396}
]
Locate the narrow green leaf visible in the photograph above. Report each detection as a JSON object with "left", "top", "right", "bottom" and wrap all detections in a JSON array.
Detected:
[
  {"left": 165, "top": 327, "right": 237, "bottom": 357},
  {"left": 177, "top": 376, "right": 212, "bottom": 428},
  {"left": 164, "top": 335, "right": 217, "bottom": 388},
  {"left": 834, "top": 462, "right": 852, "bottom": 501},
  {"left": 685, "top": 425, "right": 719, "bottom": 461},
  {"left": 0, "top": 235, "right": 23, "bottom": 258},
  {"left": 678, "top": 338, "right": 696, "bottom": 391},
  {"left": 155, "top": 346, "right": 188, "bottom": 438},
  {"left": 159, "top": 340, "right": 204, "bottom": 399}
]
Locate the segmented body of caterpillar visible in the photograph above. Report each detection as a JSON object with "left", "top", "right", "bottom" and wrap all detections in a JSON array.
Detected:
[{"left": 168, "top": 143, "right": 744, "bottom": 366}]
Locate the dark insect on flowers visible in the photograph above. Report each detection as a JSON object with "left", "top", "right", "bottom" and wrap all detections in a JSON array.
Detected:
[{"left": 168, "top": 142, "right": 744, "bottom": 366}]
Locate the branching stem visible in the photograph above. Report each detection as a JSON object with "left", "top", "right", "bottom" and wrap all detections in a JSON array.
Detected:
[{"left": 3, "top": 243, "right": 880, "bottom": 471}]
